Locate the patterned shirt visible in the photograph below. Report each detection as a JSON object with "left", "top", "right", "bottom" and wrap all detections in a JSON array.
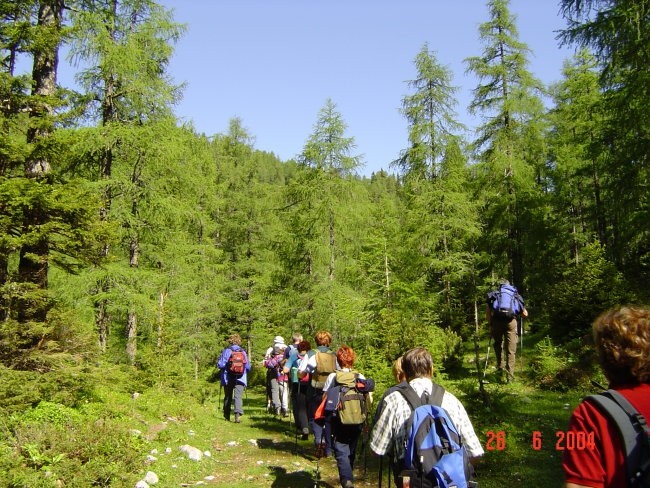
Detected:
[{"left": 369, "top": 377, "right": 484, "bottom": 462}]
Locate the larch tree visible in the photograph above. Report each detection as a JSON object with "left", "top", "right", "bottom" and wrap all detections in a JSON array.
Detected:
[
  {"left": 547, "top": 49, "right": 605, "bottom": 265},
  {"left": 559, "top": 0, "right": 650, "bottom": 293},
  {"left": 280, "top": 99, "right": 364, "bottom": 336},
  {"left": 393, "top": 45, "right": 479, "bottom": 333},
  {"left": 67, "top": 0, "right": 184, "bottom": 362},
  {"left": 465, "top": 0, "right": 546, "bottom": 291},
  {"left": 393, "top": 43, "right": 463, "bottom": 182}
]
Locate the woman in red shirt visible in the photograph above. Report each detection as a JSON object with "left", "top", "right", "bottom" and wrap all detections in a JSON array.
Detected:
[{"left": 563, "top": 305, "right": 650, "bottom": 488}]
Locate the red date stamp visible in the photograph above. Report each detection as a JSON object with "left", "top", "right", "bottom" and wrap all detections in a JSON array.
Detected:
[{"left": 485, "top": 430, "right": 596, "bottom": 451}]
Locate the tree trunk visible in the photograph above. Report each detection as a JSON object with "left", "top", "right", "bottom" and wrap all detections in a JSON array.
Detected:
[
  {"left": 94, "top": 0, "right": 118, "bottom": 351},
  {"left": 329, "top": 209, "right": 335, "bottom": 280},
  {"left": 126, "top": 311, "right": 137, "bottom": 365},
  {"left": 157, "top": 290, "right": 166, "bottom": 349},
  {"left": 96, "top": 296, "right": 109, "bottom": 352},
  {"left": 17, "top": 0, "right": 63, "bottom": 322}
]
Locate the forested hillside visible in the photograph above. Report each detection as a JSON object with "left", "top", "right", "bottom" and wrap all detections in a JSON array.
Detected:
[{"left": 0, "top": 0, "right": 647, "bottom": 486}]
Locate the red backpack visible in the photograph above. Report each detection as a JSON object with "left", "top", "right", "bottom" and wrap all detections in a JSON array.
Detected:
[{"left": 227, "top": 348, "right": 246, "bottom": 376}]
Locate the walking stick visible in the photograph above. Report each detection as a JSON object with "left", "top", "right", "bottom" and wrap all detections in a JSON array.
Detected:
[
  {"left": 519, "top": 316, "right": 524, "bottom": 368},
  {"left": 360, "top": 420, "right": 369, "bottom": 478},
  {"left": 482, "top": 338, "right": 491, "bottom": 380}
]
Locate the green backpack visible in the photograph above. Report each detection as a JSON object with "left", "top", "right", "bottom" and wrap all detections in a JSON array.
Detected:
[{"left": 335, "top": 371, "right": 368, "bottom": 425}]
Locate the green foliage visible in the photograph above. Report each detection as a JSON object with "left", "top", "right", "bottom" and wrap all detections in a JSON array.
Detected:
[
  {"left": 529, "top": 335, "right": 599, "bottom": 392},
  {"left": 18, "top": 401, "right": 82, "bottom": 428},
  {"left": 547, "top": 242, "right": 632, "bottom": 340}
]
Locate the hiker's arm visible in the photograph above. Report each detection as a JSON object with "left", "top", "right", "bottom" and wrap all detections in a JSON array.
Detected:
[
  {"left": 522, "top": 307, "right": 528, "bottom": 318},
  {"left": 216, "top": 350, "right": 229, "bottom": 369},
  {"left": 485, "top": 305, "right": 491, "bottom": 322},
  {"left": 564, "top": 484, "right": 591, "bottom": 488}
]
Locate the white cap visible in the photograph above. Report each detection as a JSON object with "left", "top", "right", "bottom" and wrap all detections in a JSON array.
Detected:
[{"left": 273, "top": 336, "right": 285, "bottom": 345}]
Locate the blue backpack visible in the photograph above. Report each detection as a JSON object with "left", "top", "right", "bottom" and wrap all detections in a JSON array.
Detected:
[
  {"left": 398, "top": 384, "right": 477, "bottom": 488},
  {"left": 487, "top": 284, "right": 523, "bottom": 320}
]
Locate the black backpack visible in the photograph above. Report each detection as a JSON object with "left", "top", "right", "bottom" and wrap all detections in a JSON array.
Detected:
[
  {"left": 586, "top": 389, "right": 650, "bottom": 487},
  {"left": 397, "top": 383, "right": 478, "bottom": 488}
]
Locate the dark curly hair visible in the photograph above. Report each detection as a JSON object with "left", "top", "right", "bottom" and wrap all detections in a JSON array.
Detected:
[{"left": 593, "top": 305, "right": 650, "bottom": 386}]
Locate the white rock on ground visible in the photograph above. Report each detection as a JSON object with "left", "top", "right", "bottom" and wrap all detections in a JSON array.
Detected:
[
  {"left": 179, "top": 444, "right": 203, "bottom": 461},
  {"left": 144, "top": 471, "right": 159, "bottom": 484},
  {"left": 134, "top": 481, "right": 149, "bottom": 488}
]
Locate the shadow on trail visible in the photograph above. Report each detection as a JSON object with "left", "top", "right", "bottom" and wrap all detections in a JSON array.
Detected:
[
  {"left": 268, "top": 464, "right": 335, "bottom": 488},
  {"left": 257, "top": 437, "right": 319, "bottom": 462}
]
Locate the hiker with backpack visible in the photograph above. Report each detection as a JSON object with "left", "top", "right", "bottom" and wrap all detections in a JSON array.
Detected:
[
  {"left": 563, "top": 305, "right": 650, "bottom": 488},
  {"left": 486, "top": 279, "right": 528, "bottom": 383},
  {"left": 216, "top": 333, "right": 251, "bottom": 423},
  {"left": 284, "top": 339, "right": 312, "bottom": 440},
  {"left": 264, "top": 336, "right": 285, "bottom": 413},
  {"left": 321, "top": 345, "right": 372, "bottom": 488},
  {"left": 264, "top": 340, "right": 290, "bottom": 416},
  {"left": 298, "top": 330, "right": 338, "bottom": 457},
  {"left": 370, "top": 347, "right": 483, "bottom": 488}
]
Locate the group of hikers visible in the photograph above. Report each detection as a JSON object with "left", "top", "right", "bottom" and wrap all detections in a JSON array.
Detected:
[{"left": 215, "top": 284, "right": 650, "bottom": 488}]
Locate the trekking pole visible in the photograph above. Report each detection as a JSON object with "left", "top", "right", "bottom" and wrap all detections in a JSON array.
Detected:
[
  {"left": 519, "top": 315, "right": 524, "bottom": 369},
  {"left": 361, "top": 422, "right": 369, "bottom": 478},
  {"left": 314, "top": 431, "right": 326, "bottom": 488},
  {"left": 482, "top": 338, "right": 491, "bottom": 380},
  {"left": 387, "top": 458, "right": 391, "bottom": 488},
  {"left": 294, "top": 382, "right": 301, "bottom": 453}
]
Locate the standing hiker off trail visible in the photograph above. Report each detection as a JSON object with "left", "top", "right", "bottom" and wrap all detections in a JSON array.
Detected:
[
  {"left": 486, "top": 279, "right": 528, "bottom": 383},
  {"left": 217, "top": 333, "right": 251, "bottom": 423}
]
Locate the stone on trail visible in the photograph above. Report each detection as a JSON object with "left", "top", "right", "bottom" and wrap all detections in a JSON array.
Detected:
[{"left": 179, "top": 444, "right": 203, "bottom": 461}]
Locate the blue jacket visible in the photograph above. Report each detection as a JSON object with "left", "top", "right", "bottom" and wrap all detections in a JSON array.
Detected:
[{"left": 217, "top": 345, "right": 251, "bottom": 386}]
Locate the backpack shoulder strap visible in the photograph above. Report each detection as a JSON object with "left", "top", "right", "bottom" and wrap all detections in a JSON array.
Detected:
[
  {"left": 396, "top": 383, "right": 423, "bottom": 411},
  {"left": 428, "top": 383, "right": 446, "bottom": 406},
  {"left": 586, "top": 389, "right": 650, "bottom": 486}
]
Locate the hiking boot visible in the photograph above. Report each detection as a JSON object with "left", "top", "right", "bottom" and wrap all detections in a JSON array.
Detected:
[
  {"left": 343, "top": 480, "right": 354, "bottom": 488},
  {"left": 275, "top": 407, "right": 281, "bottom": 416},
  {"left": 224, "top": 412, "right": 230, "bottom": 422},
  {"left": 234, "top": 413, "right": 241, "bottom": 423},
  {"left": 301, "top": 428, "right": 309, "bottom": 440}
]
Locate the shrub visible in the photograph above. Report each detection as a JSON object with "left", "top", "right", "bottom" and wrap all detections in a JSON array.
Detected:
[
  {"left": 529, "top": 336, "right": 591, "bottom": 391},
  {"left": 547, "top": 243, "right": 633, "bottom": 340}
]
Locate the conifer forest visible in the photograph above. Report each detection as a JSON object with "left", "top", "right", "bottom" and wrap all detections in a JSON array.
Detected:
[{"left": 0, "top": 0, "right": 648, "bottom": 486}]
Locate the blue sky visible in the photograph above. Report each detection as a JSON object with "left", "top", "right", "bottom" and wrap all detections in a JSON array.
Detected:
[{"left": 134, "top": 2, "right": 577, "bottom": 176}]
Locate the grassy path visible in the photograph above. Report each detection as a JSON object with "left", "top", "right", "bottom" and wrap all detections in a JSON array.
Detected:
[{"left": 130, "top": 372, "right": 584, "bottom": 487}]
